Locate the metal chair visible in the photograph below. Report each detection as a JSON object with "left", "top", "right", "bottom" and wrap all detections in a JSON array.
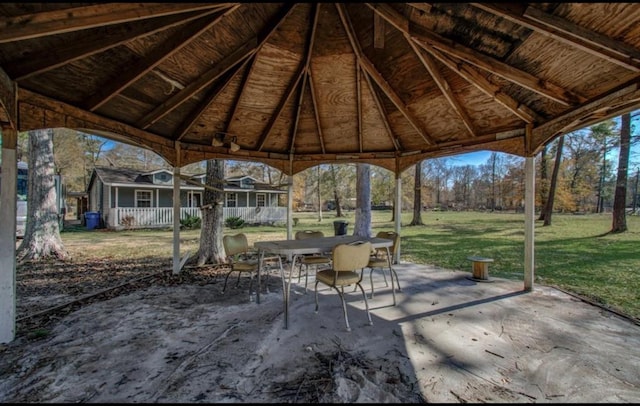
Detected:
[
  {"left": 222, "top": 233, "right": 265, "bottom": 300},
  {"left": 294, "top": 230, "right": 332, "bottom": 289},
  {"left": 366, "top": 231, "right": 401, "bottom": 299},
  {"left": 314, "top": 241, "right": 373, "bottom": 332}
]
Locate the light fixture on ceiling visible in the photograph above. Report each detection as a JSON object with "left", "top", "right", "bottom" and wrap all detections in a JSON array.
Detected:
[{"left": 212, "top": 132, "right": 240, "bottom": 152}]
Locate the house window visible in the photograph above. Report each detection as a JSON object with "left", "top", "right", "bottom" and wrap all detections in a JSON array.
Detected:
[
  {"left": 256, "top": 193, "right": 266, "bottom": 207},
  {"left": 135, "top": 190, "right": 152, "bottom": 208},
  {"left": 226, "top": 193, "right": 237, "bottom": 207},
  {"left": 188, "top": 191, "right": 202, "bottom": 208}
]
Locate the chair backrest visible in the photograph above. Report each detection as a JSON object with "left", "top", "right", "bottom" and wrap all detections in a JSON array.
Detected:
[
  {"left": 332, "top": 241, "right": 372, "bottom": 272},
  {"left": 295, "top": 230, "right": 324, "bottom": 240},
  {"left": 375, "top": 231, "right": 400, "bottom": 255},
  {"left": 223, "top": 233, "right": 249, "bottom": 257}
]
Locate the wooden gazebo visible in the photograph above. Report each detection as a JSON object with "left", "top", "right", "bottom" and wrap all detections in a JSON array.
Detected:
[{"left": 2, "top": 3, "right": 640, "bottom": 342}]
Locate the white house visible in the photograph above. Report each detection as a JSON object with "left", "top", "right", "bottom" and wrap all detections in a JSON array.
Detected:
[{"left": 87, "top": 166, "right": 287, "bottom": 230}]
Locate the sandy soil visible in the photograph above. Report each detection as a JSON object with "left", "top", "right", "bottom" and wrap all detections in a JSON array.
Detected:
[
  {"left": 0, "top": 263, "right": 425, "bottom": 403},
  {"left": 2, "top": 258, "right": 640, "bottom": 403}
]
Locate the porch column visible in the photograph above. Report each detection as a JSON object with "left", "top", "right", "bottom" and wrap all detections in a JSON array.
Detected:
[
  {"left": 524, "top": 156, "right": 535, "bottom": 291},
  {"left": 394, "top": 171, "right": 402, "bottom": 263},
  {"left": 0, "top": 127, "right": 17, "bottom": 343},
  {"left": 287, "top": 175, "right": 293, "bottom": 240},
  {"left": 172, "top": 165, "right": 181, "bottom": 274}
]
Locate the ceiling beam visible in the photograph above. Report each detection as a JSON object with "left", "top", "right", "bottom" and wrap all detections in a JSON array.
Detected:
[
  {"left": 0, "top": 3, "right": 231, "bottom": 43},
  {"left": 174, "top": 56, "right": 251, "bottom": 141},
  {"left": 336, "top": 3, "right": 435, "bottom": 146},
  {"left": 361, "top": 69, "right": 401, "bottom": 151},
  {"left": 422, "top": 44, "right": 541, "bottom": 123},
  {"left": 307, "top": 67, "right": 327, "bottom": 154},
  {"left": 289, "top": 4, "right": 320, "bottom": 154},
  {"left": 5, "top": 10, "right": 217, "bottom": 81},
  {"left": 137, "top": 38, "right": 257, "bottom": 129},
  {"left": 367, "top": 3, "right": 586, "bottom": 106},
  {"left": 471, "top": 3, "right": 640, "bottom": 72},
  {"left": 256, "top": 63, "right": 306, "bottom": 152},
  {"left": 84, "top": 6, "right": 239, "bottom": 112},
  {"left": 406, "top": 35, "right": 476, "bottom": 137},
  {"left": 223, "top": 55, "right": 256, "bottom": 138}
]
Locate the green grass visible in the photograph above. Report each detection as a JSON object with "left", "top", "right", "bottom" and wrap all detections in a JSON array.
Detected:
[{"left": 60, "top": 210, "right": 640, "bottom": 320}]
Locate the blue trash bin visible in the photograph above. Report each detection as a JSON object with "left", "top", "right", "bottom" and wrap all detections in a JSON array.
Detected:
[{"left": 85, "top": 211, "right": 100, "bottom": 230}]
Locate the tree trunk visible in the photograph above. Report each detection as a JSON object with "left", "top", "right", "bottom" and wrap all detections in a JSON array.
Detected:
[
  {"left": 16, "top": 129, "right": 68, "bottom": 262},
  {"left": 542, "top": 136, "right": 564, "bottom": 226},
  {"left": 410, "top": 162, "right": 424, "bottom": 225},
  {"left": 330, "top": 164, "right": 344, "bottom": 217},
  {"left": 538, "top": 145, "right": 548, "bottom": 221},
  {"left": 353, "top": 164, "right": 372, "bottom": 237},
  {"left": 611, "top": 113, "right": 630, "bottom": 233},
  {"left": 196, "top": 159, "right": 225, "bottom": 265}
]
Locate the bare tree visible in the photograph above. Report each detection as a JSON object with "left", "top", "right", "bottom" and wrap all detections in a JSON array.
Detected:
[
  {"left": 195, "top": 159, "right": 225, "bottom": 265},
  {"left": 542, "top": 136, "right": 564, "bottom": 226},
  {"left": 537, "top": 144, "right": 548, "bottom": 220},
  {"left": 409, "top": 161, "right": 424, "bottom": 225},
  {"left": 611, "top": 112, "right": 631, "bottom": 233},
  {"left": 16, "top": 129, "right": 68, "bottom": 261}
]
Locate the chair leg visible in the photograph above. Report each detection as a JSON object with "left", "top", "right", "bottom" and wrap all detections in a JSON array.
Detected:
[
  {"left": 314, "top": 281, "right": 320, "bottom": 312},
  {"left": 248, "top": 272, "right": 254, "bottom": 301},
  {"left": 356, "top": 282, "right": 373, "bottom": 326},
  {"left": 222, "top": 270, "right": 234, "bottom": 293},
  {"left": 335, "top": 286, "right": 351, "bottom": 332},
  {"left": 390, "top": 266, "right": 401, "bottom": 292},
  {"left": 235, "top": 272, "right": 242, "bottom": 288}
]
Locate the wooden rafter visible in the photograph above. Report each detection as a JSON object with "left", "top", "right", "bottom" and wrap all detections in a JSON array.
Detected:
[
  {"left": 6, "top": 10, "right": 216, "bottom": 81},
  {"left": 366, "top": 3, "right": 585, "bottom": 106},
  {"left": 373, "top": 12, "right": 385, "bottom": 49},
  {"left": 174, "top": 55, "right": 252, "bottom": 141},
  {"left": 223, "top": 55, "right": 256, "bottom": 136},
  {"left": 289, "top": 3, "right": 320, "bottom": 154},
  {"left": 256, "top": 63, "right": 306, "bottom": 151},
  {"left": 336, "top": 3, "right": 435, "bottom": 146},
  {"left": 0, "top": 67, "right": 16, "bottom": 128},
  {"left": 357, "top": 63, "right": 363, "bottom": 152},
  {"left": 137, "top": 38, "right": 257, "bottom": 129},
  {"left": 361, "top": 69, "right": 401, "bottom": 151},
  {"left": 257, "top": 4, "right": 317, "bottom": 152},
  {"left": 0, "top": 3, "right": 230, "bottom": 43},
  {"left": 471, "top": 3, "right": 640, "bottom": 72},
  {"left": 307, "top": 67, "right": 326, "bottom": 154},
  {"left": 406, "top": 35, "right": 476, "bottom": 137},
  {"left": 85, "top": 6, "right": 238, "bottom": 112},
  {"left": 420, "top": 44, "right": 540, "bottom": 123}
]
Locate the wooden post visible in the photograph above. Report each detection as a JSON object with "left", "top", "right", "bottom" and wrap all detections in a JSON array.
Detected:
[{"left": 0, "top": 127, "right": 17, "bottom": 343}]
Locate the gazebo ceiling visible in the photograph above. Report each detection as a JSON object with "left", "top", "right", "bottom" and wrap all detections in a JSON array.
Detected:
[{"left": 1, "top": 3, "right": 640, "bottom": 175}]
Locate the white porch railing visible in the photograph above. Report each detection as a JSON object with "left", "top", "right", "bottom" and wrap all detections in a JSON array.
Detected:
[{"left": 105, "top": 206, "right": 287, "bottom": 229}]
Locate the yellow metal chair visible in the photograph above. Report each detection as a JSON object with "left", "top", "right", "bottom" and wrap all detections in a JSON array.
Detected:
[
  {"left": 366, "top": 231, "right": 401, "bottom": 299},
  {"left": 295, "top": 230, "right": 332, "bottom": 289},
  {"left": 314, "top": 241, "right": 373, "bottom": 331},
  {"left": 222, "top": 233, "right": 265, "bottom": 299}
]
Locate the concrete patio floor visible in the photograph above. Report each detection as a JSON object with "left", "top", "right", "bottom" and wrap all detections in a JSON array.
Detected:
[{"left": 283, "top": 262, "right": 640, "bottom": 402}]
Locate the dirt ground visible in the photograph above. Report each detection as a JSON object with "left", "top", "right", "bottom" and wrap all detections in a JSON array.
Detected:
[{"left": 2, "top": 257, "right": 640, "bottom": 403}]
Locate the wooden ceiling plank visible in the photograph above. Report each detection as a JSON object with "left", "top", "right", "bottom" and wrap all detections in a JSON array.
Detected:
[
  {"left": 137, "top": 38, "right": 257, "bottom": 129},
  {"left": 366, "top": 3, "right": 585, "bottom": 106},
  {"left": 373, "top": 13, "right": 385, "bottom": 49},
  {"left": 471, "top": 3, "right": 640, "bottom": 72},
  {"left": 407, "top": 3, "right": 433, "bottom": 14},
  {"left": 289, "top": 4, "right": 320, "bottom": 153},
  {"left": 407, "top": 35, "right": 476, "bottom": 137},
  {"left": 357, "top": 64, "right": 363, "bottom": 152},
  {"left": 174, "top": 57, "right": 250, "bottom": 141},
  {"left": 7, "top": 10, "right": 217, "bottom": 81},
  {"left": 85, "top": 7, "right": 239, "bottom": 112},
  {"left": 0, "top": 3, "right": 231, "bottom": 43},
  {"left": 417, "top": 41, "right": 540, "bottom": 123},
  {"left": 525, "top": 5, "right": 640, "bottom": 64}
]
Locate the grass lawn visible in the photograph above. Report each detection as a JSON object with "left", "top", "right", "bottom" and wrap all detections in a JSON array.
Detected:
[{"left": 59, "top": 210, "right": 640, "bottom": 321}]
